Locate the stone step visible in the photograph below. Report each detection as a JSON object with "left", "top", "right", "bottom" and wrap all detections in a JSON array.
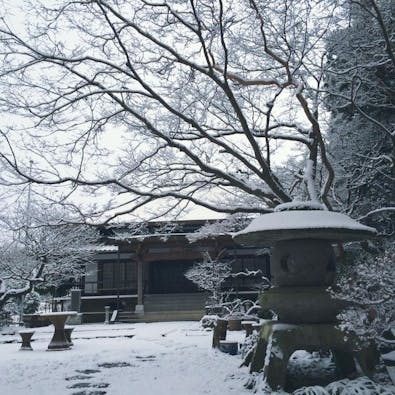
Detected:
[
  {"left": 144, "top": 293, "right": 207, "bottom": 302},
  {"left": 145, "top": 298, "right": 206, "bottom": 304},
  {"left": 144, "top": 293, "right": 207, "bottom": 313},
  {"left": 144, "top": 305, "right": 205, "bottom": 312},
  {"left": 118, "top": 312, "right": 140, "bottom": 318},
  {"left": 118, "top": 310, "right": 204, "bottom": 323},
  {"left": 116, "top": 311, "right": 143, "bottom": 323}
]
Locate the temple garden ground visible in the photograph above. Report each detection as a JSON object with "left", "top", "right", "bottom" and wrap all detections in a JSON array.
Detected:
[
  {"left": 0, "top": 321, "right": 249, "bottom": 395},
  {"left": 1, "top": 321, "right": 394, "bottom": 394}
]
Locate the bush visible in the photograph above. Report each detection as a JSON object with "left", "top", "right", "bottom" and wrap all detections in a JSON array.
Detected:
[{"left": 23, "top": 291, "right": 41, "bottom": 314}]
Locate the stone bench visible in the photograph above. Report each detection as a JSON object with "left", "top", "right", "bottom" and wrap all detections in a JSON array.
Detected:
[{"left": 19, "top": 330, "right": 35, "bottom": 351}]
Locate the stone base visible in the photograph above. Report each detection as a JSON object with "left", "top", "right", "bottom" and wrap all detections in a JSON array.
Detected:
[
  {"left": 250, "top": 321, "right": 380, "bottom": 391},
  {"left": 135, "top": 304, "right": 145, "bottom": 314}
]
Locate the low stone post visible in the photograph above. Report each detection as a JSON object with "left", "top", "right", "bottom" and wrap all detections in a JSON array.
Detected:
[
  {"left": 70, "top": 288, "right": 81, "bottom": 312},
  {"left": 212, "top": 318, "right": 228, "bottom": 348},
  {"left": 104, "top": 306, "right": 111, "bottom": 324}
]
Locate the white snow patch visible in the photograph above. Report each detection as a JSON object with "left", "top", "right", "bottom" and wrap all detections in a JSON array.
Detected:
[{"left": 0, "top": 321, "right": 250, "bottom": 395}]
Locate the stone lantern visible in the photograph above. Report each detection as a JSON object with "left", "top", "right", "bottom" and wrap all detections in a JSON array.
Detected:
[{"left": 233, "top": 203, "right": 378, "bottom": 390}]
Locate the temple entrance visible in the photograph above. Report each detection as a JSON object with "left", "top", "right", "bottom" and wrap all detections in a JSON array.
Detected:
[{"left": 149, "top": 260, "right": 198, "bottom": 294}]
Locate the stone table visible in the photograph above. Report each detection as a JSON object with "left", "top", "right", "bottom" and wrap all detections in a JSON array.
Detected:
[{"left": 40, "top": 311, "right": 77, "bottom": 350}]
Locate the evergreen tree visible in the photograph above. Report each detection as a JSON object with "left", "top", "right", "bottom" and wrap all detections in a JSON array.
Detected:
[
  {"left": 325, "top": 1, "right": 395, "bottom": 338},
  {"left": 325, "top": 0, "right": 395, "bottom": 234}
]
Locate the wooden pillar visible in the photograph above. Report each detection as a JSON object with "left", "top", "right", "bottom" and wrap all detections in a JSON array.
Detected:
[{"left": 135, "top": 257, "right": 144, "bottom": 314}]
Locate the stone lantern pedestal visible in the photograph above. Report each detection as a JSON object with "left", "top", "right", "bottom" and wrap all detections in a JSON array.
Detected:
[{"left": 234, "top": 205, "right": 378, "bottom": 390}]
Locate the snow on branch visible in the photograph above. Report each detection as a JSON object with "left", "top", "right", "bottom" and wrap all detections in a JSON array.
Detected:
[
  {"left": 230, "top": 269, "right": 262, "bottom": 278},
  {"left": 187, "top": 214, "right": 251, "bottom": 243},
  {"left": 357, "top": 207, "right": 395, "bottom": 221}
]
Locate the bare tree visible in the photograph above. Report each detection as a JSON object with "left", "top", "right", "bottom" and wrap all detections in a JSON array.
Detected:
[
  {"left": 0, "top": 0, "right": 343, "bottom": 221},
  {"left": 0, "top": 201, "right": 100, "bottom": 310}
]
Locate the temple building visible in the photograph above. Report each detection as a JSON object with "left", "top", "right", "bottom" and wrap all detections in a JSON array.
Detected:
[{"left": 61, "top": 220, "right": 269, "bottom": 323}]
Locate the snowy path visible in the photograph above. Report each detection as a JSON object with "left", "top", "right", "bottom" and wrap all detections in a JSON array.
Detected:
[{"left": 0, "top": 322, "right": 251, "bottom": 395}]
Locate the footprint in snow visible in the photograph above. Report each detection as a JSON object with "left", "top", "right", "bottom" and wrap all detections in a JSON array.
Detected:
[
  {"left": 66, "top": 375, "right": 94, "bottom": 381},
  {"left": 69, "top": 383, "right": 109, "bottom": 389},
  {"left": 75, "top": 369, "right": 101, "bottom": 375},
  {"left": 98, "top": 362, "right": 132, "bottom": 368},
  {"left": 136, "top": 355, "right": 156, "bottom": 361}
]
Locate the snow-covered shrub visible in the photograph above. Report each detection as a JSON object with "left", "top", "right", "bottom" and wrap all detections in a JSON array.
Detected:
[
  {"left": 240, "top": 332, "right": 260, "bottom": 367},
  {"left": 23, "top": 291, "right": 41, "bottom": 314},
  {"left": 0, "top": 298, "right": 16, "bottom": 327},
  {"left": 331, "top": 244, "right": 394, "bottom": 341},
  {"left": 251, "top": 375, "right": 395, "bottom": 394},
  {"left": 325, "top": 377, "right": 394, "bottom": 395},
  {"left": 0, "top": 310, "right": 11, "bottom": 327},
  {"left": 290, "top": 377, "right": 395, "bottom": 395},
  {"left": 293, "top": 386, "right": 329, "bottom": 395},
  {"left": 221, "top": 298, "right": 261, "bottom": 320},
  {"left": 200, "top": 314, "right": 218, "bottom": 329},
  {"left": 185, "top": 251, "right": 231, "bottom": 305}
]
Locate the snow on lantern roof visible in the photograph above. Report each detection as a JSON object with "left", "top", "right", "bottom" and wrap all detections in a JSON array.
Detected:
[
  {"left": 233, "top": 210, "right": 377, "bottom": 246},
  {"left": 274, "top": 200, "right": 326, "bottom": 212}
]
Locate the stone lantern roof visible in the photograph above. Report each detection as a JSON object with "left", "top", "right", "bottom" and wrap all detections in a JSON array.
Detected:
[{"left": 234, "top": 203, "right": 377, "bottom": 246}]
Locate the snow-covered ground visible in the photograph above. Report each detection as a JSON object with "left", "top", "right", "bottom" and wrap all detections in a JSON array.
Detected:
[
  {"left": 1, "top": 321, "right": 394, "bottom": 395},
  {"left": 0, "top": 321, "right": 250, "bottom": 395}
]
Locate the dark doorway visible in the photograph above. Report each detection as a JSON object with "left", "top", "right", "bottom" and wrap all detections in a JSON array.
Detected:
[{"left": 149, "top": 260, "right": 198, "bottom": 293}]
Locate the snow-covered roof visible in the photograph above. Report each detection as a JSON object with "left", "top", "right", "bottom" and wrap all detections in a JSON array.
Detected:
[
  {"left": 94, "top": 245, "right": 119, "bottom": 252},
  {"left": 111, "top": 232, "right": 196, "bottom": 243},
  {"left": 83, "top": 245, "right": 119, "bottom": 252},
  {"left": 234, "top": 210, "right": 377, "bottom": 246}
]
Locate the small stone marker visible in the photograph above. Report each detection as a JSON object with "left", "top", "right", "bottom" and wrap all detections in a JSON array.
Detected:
[{"left": 212, "top": 318, "right": 228, "bottom": 348}]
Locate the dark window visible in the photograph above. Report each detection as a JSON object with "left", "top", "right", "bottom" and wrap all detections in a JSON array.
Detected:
[
  {"left": 98, "top": 260, "right": 137, "bottom": 294},
  {"left": 150, "top": 260, "right": 199, "bottom": 294}
]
